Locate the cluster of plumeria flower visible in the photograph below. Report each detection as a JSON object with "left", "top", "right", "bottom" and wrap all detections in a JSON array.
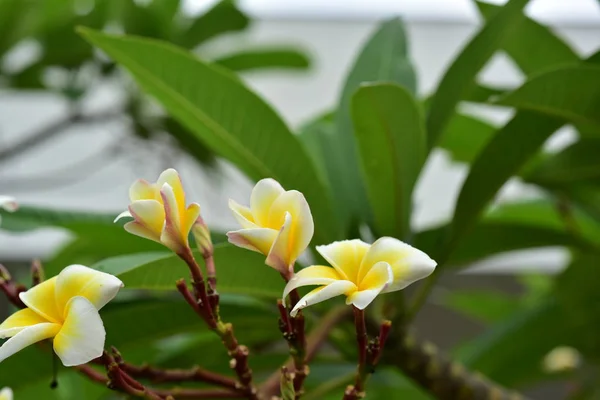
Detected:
[{"left": 0, "top": 169, "right": 436, "bottom": 399}]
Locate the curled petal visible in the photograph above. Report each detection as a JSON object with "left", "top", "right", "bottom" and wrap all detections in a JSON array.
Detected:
[
  {"left": 229, "top": 199, "right": 256, "bottom": 229},
  {"left": 181, "top": 203, "right": 202, "bottom": 246},
  {"left": 19, "top": 277, "right": 61, "bottom": 323},
  {"left": 114, "top": 210, "right": 132, "bottom": 223},
  {"left": 0, "top": 308, "right": 49, "bottom": 338},
  {"left": 268, "top": 191, "right": 314, "bottom": 266},
  {"left": 0, "top": 196, "right": 17, "bottom": 212},
  {"left": 359, "top": 237, "right": 436, "bottom": 293},
  {"left": 129, "top": 200, "right": 165, "bottom": 241},
  {"left": 316, "top": 240, "right": 370, "bottom": 282},
  {"left": 227, "top": 228, "right": 278, "bottom": 257},
  {"left": 0, "top": 387, "right": 13, "bottom": 400},
  {"left": 282, "top": 265, "right": 343, "bottom": 300},
  {"left": 55, "top": 264, "right": 123, "bottom": 313},
  {"left": 160, "top": 183, "right": 185, "bottom": 251},
  {"left": 0, "top": 322, "right": 60, "bottom": 363},
  {"left": 157, "top": 168, "right": 186, "bottom": 214},
  {"left": 348, "top": 261, "right": 394, "bottom": 309},
  {"left": 250, "top": 178, "right": 284, "bottom": 226},
  {"left": 266, "top": 212, "right": 293, "bottom": 273},
  {"left": 53, "top": 296, "right": 105, "bottom": 367},
  {"left": 290, "top": 280, "right": 357, "bottom": 317},
  {"left": 129, "top": 179, "right": 159, "bottom": 202}
]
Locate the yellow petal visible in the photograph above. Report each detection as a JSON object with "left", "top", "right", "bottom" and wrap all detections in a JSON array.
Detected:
[
  {"left": 53, "top": 296, "right": 105, "bottom": 367},
  {"left": 268, "top": 191, "right": 314, "bottom": 265},
  {"left": 181, "top": 203, "right": 201, "bottom": 246},
  {"left": 227, "top": 228, "right": 279, "bottom": 256},
  {"left": 250, "top": 178, "right": 284, "bottom": 226},
  {"left": 229, "top": 199, "right": 256, "bottom": 229},
  {"left": 316, "top": 240, "right": 370, "bottom": 282},
  {"left": 129, "top": 179, "right": 160, "bottom": 202},
  {"left": 359, "top": 237, "right": 436, "bottom": 293},
  {"left": 347, "top": 261, "right": 394, "bottom": 310},
  {"left": 157, "top": 168, "right": 186, "bottom": 216},
  {"left": 160, "top": 183, "right": 184, "bottom": 251},
  {"left": 0, "top": 387, "right": 13, "bottom": 400},
  {"left": 282, "top": 265, "right": 343, "bottom": 300},
  {"left": 0, "top": 308, "right": 50, "bottom": 338},
  {"left": 129, "top": 199, "right": 165, "bottom": 240},
  {"left": 55, "top": 264, "right": 123, "bottom": 314},
  {"left": 18, "top": 277, "right": 61, "bottom": 323},
  {"left": 0, "top": 322, "right": 60, "bottom": 363},
  {"left": 124, "top": 221, "right": 162, "bottom": 243},
  {"left": 290, "top": 280, "right": 357, "bottom": 317}
]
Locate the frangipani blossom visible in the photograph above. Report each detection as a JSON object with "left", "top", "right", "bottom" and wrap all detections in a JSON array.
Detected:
[
  {"left": 227, "top": 179, "right": 314, "bottom": 276},
  {"left": 0, "top": 196, "right": 18, "bottom": 226},
  {"left": 0, "top": 265, "right": 123, "bottom": 366},
  {"left": 115, "top": 168, "right": 201, "bottom": 253},
  {"left": 283, "top": 237, "right": 436, "bottom": 316},
  {"left": 0, "top": 387, "right": 12, "bottom": 400}
]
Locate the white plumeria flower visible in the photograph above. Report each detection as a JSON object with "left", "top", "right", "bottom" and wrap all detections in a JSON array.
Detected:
[
  {"left": 0, "top": 265, "right": 123, "bottom": 367},
  {"left": 0, "top": 387, "right": 12, "bottom": 400},
  {"left": 0, "top": 196, "right": 18, "bottom": 226},
  {"left": 227, "top": 179, "right": 314, "bottom": 277},
  {"left": 115, "top": 169, "right": 201, "bottom": 253},
  {"left": 283, "top": 237, "right": 436, "bottom": 316}
]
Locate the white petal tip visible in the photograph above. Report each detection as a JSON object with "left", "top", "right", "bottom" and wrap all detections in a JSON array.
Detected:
[{"left": 114, "top": 210, "right": 132, "bottom": 223}]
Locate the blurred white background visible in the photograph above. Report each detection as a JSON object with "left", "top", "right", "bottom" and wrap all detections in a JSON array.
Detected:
[{"left": 1, "top": 0, "right": 599, "bottom": 269}]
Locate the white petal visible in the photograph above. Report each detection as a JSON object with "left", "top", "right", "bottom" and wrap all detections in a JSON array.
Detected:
[
  {"left": 229, "top": 199, "right": 257, "bottom": 229},
  {"left": 55, "top": 264, "right": 123, "bottom": 313},
  {"left": 250, "top": 179, "right": 285, "bottom": 226},
  {"left": 316, "top": 239, "right": 370, "bottom": 282},
  {"left": 129, "top": 179, "right": 159, "bottom": 202},
  {"left": 53, "top": 296, "right": 106, "bottom": 367},
  {"left": 226, "top": 228, "right": 278, "bottom": 256},
  {"left": 266, "top": 212, "right": 293, "bottom": 273},
  {"left": 114, "top": 210, "right": 132, "bottom": 223},
  {"left": 359, "top": 237, "right": 436, "bottom": 292},
  {"left": 347, "top": 261, "right": 393, "bottom": 309},
  {"left": 0, "top": 196, "right": 17, "bottom": 212},
  {"left": 282, "top": 265, "right": 343, "bottom": 300},
  {"left": 0, "top": 387, "right": 13, "bottom": 400},
  {"left": 0, "top": 323, "right": 60, "bottom": 363},
  {"left": 290, "top": 280, "right": 357, "bottom": 317}
]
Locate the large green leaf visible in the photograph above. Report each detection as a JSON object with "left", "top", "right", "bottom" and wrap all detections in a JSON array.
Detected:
[
  {"left": 351, "top": 83, "right": 426, "bottom": 239},
  {"left": 426, "top": 0, "right": 529, "bottom": 146},
  {"left": 438, "top": 112, "right": 496, "bottom": 164},
  {"left": 214, "top": 48, "right": 310, "bottom": 72},
  {"left": 93, "top": 244, "right": 285, "bottom": 298},
  {"left": 326, "top": 17, "right": 416, "bottom": 233},
  {"left": 497, "top": 65, "right": 600, "bottom": 128},
  {"left": 0, "top": 205, "right": 115, "bottom": 232},
  {"left": 476, "top": 1, "right": 579, "bottom": 76},
  {"left": 297, "top": 110, "right": 335, "bottom": 181},
  {"left": 460, "top": 297, "right": 572, "bottom": 387},
  {"left": 442, "top": 290, "right": 521, "bottom": 324},
  {"left": 78, "top": 28, "right": 339, "bottom": 244},
  {"left": 443, "top": 112, "right": 563, "bottom": 260},
  {"left": 524, "top": 139, "right": 600, "bottom": 186}
]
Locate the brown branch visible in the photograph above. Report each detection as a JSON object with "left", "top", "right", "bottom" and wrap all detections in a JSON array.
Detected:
[
  {"left": 153, "top": 388, "right": 246, "bottom": 399},
  {"left": 343, "top": 308, "right": 368, "bottom": 400}
]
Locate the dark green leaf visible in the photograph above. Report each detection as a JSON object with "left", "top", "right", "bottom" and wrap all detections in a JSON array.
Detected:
[
  {"left": 163, "top": 116, "right": 218, "bottom": 168},
  {"left": 497, "top": 65, "right": 600, "bottom": 128},
  {"left": 78, "top": 28, "right": 340, "bottom": 244},
  {"left": 426, "top": 0, "right": 529, "bottom": 146},
  {"left": 438, "top": 112, "right": 496, "bottom": 163},
  {"left": 463, "top": 83, "right": 508, "bottom": 103},
  {"left": 352, "top": 83, "right": 426, "bottom": 239},
  {"left": 297, "top": 111, "right": 335, "bottom": 181},
  {"left": 442, "top": 290, "right": 521, "bottom": 324},
  {"left": 178, "top": 0, "right": 249, "bottom": 48},
  {"left": 328, "top": 17, "right": 416, "bottom": 232},
  {"left": 93, "top": 244, "right": 286, "bottom": 298},
  {"left": 444, "top": 112, "right": 563, "bottom": 260},
  {"left": 214, "top": 48, "right": 310, "bottom": 72},
  {"left": 476, "top": 1, "right": 579, "bottom": 76},
  {"left": 0, "top": 0, "right": 32, "bottom": 57}
]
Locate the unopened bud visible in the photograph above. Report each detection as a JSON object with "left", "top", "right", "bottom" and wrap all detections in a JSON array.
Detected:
[
  {"left": 280, "top": 366, "right": 295, "bottom": 400},
  {"left": 543, "top": 346, "right": 581, "bottom": 373},
  {"left": 192, "top": 216, "right": 213, "bottom": 257},
  {"left": 0, "top": 264, "right": 11, "bottom": 282}
]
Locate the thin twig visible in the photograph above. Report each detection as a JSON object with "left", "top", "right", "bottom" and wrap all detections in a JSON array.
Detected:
[{"left": 343, "top": 307, "right": 368, "bottom": 400}]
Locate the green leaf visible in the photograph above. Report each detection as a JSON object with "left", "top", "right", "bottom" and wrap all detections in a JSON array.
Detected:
[
  {"left": 438, "top": 112, "right": 496, "bottom": 163},
  {"left": 93, "top": 244, "right": 285, "bottom": 298},
  {"left": 351, "top": 83, "right": 426, "bottom": 239},
  {"left": 214, "top": 48, "right": 310, "bottom": 72},
  {"left": 0, "top": 205, "right": 116, "bottom": 232},
  {"left": 444, "top": 112, "right": 563, "bottom": 260},
  {"left": 497, "top": 65, "right": 600, "bottom": 128},
  {"left": 297, "top": 110, "right": 336, "bottom": 181},
  {"left": 178, "top": 0, "right": 249, "bottom": 48},
  {"left": 460, "top": 297, "right": 572, "bottom": 386},
  {"left": 524, "top": 139, "right": 600, "bottom": 186},
  {"left": 327, "top": 17, "right": 416, "bottom": 232},
  {"left": 442, "top": 290, "right": 521, "bottom": 324},
  {"left": 476, "top": 1, "right": 579, "bottom": 76},
  {"left": 426, "top": 0, "right": 529, "bottom": 146},
  {"left": 78, "top": 28, "right": 339, "bottom": 244},
  {"left": 0, "top": 0, "right": 32, "bottom": 57}
]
